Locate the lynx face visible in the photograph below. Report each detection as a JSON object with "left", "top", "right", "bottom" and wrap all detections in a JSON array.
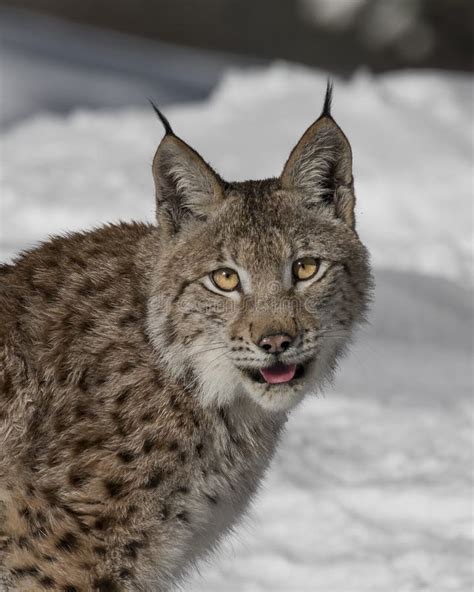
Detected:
[{"left": 147, "top": 91, "right": 371, "bottom": 412}]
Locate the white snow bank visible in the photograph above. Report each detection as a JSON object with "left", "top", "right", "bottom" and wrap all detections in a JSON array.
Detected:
[{"left": 0, "top": 64, "right": 472, "bottom": 591}]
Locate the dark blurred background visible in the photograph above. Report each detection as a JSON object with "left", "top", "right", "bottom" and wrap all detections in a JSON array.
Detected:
[
  {"left": 2, "top": 0, "right": 473, "bottom": 72},
  {"left": 0, "top": 0, "right": 473, "bottom": 127}
]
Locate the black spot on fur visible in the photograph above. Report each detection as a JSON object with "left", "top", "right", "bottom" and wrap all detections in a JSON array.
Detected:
[
  {"left": 56, "top": 532, "right": 79, "bottom": 552},
  {"left": 53, "top": 412, "right": 67, "bottom": 434},
  {"left": 40, "top": 576, "right": 56, "bottom": 588},
  {"left": 69, "top": 254, "right": 87, "bottom": 269},
  {"left": 104, "top": 479, "right": 124, "bottom": 498},
  {"left": 94, "top": 516, "right": 112, "bottom": 531},
  {"left": 64, "top": 586, "right": 78, "bottom": 592},
  {"left": 153, "top": 370, "right": 163, "bottom": 388},
  {"left": 78, "top": 318, "right": 94, "bottom": 333},
  {"left": 40, "top": 285, "right": 57, "bottom": 303},
  {"left": 169, "top": 394, "right": 180, "bottom": 409},
  {"left": 176, "top": 511, "right": 190, "bottom": 524},
  {"left": 94, "top": 374, "right": 107, "bottom": 387},
  {"left": 118, "top": 312, "right": 139, "bottom": 327},
  {"left": 78, "top": 278, "right": 95, "bottom": 297},
  {"left": 73, "top": 401, "right": 87, "bottom": 420},
  {"left": 144, "top": 468, "right": 162, "bottom": 488},
  {"left": 196, "top": 442, "right": 204, "bottom": 457},
  {"left": 119, "top": 568, "right": 132, "bottom": 578},
  {"left": 124, "top": 539, "right": 143, "bottom": 560},
  {"left": 102, "top": 298, "right": 115, "bottom": 311},
  {"left": 118, "top": 361, "right": 135, "bottom": 375},
  {"left": 42, "top": 486, "right": 60, "bottom": 506},
  {"left": 116, "top": 386, "right": 131, "bottom": 405},
  {"left": 11, "top": 565, "right": 39, "bottom": 577},
  {"left": 32, "top": 526, "right": 48, "bottom": 539},
  {"left": 218, "top": 407, "right": 231, "bottom": 432},
  {"left": 69, "top": 470, "right": 89, "bottom": 488},
  {"left": 73, "top": 436, "right": 104, "bottom": 455},
  {"left": 206, "top": 493, "right": 218, "bottom": 505},
  {"left": 168, "top": 441, "right": 179, "bottom": 452},
  {"left": 36, "top": 510, "right": 46, "bottom": 524},
  {"left": 0, "top": 371, "right": 14, "bottom": 401},
  {"left": 117, "top": 450, "right": 135, "bottom": 464},
  {"left": 19, "top": 507, "right": 31, "bottom": 520},
  {"left": 94, "top": 578, "right": 119, "bottom": 592},
  {"left": 55, "top": 362, "right": 70, "bottom": 385},
  {"left": 77, "top": 369, "right": 89, "bottom": 393},
  {"left": 94, "top": 545, "right": 107, "bottom": 557},
  {"left": 17, "top": 536, "right": 30, "bottom": 549},
  {"left": 1, "top": 537, "right": 12, "bottom": 550},
  {"left": 142, "top": 438, "right": 155, "bottom": 454}
]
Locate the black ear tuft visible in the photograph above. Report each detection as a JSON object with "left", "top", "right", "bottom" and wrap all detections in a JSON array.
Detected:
[
  {"left": 321, "top": 80, "right": 333, "bottom": 118},
  {"left": 148, "top": 99, "right": 174, "bottom": 136},
  {"left": 281, "top": 80, "right": 355, "bottom": 228}
]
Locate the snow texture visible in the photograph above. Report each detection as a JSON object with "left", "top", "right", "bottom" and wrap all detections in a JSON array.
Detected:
[{"left": 1, "top": 64, "right": 473, "bottom": 591}]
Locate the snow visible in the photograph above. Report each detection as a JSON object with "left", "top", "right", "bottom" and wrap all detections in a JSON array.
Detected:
[{"left": 0, "top": 64, "right": 473, "bottom": 591}]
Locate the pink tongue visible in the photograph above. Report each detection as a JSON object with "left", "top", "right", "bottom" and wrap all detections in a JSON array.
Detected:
[{"left": 260, "top": 363, "right": 297, "bottom": 384}]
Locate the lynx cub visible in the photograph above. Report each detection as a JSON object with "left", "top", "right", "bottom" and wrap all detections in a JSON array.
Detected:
[{"left": 0, "top": 85, "right": 371, "bottom": 591}]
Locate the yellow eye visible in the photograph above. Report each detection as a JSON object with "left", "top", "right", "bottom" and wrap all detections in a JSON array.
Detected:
[
  {"left": 211, "top": 268, "right": 240, "bottom": 292},
  {"left": 292, "top": 257, "right": 320, "bottom": 281}
]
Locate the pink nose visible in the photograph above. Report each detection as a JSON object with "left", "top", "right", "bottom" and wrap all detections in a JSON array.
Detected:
[{"left": 258, "top": 333, "right": 293, "bottom": 354}]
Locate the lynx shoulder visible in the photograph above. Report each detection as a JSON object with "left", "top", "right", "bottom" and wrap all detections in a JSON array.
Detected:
[{"left": 0, "top": 85, "right": 371, "bottom": 591}]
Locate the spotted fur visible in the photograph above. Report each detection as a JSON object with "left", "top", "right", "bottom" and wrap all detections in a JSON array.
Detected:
[{"left": 0, "top": 90, "right": 372, "bottom": 590}]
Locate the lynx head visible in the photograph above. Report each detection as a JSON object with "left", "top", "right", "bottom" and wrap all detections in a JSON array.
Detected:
[{"left": 147, "top": 85, "right": 372, "bottom": 413}]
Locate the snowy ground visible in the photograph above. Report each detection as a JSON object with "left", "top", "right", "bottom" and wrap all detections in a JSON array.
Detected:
[{"left": 0, "top": 65, "right": 473, "bottom": 591}]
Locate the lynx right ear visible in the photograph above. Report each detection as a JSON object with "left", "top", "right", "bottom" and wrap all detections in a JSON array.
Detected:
[
  {"left": 150, "top": 102, "right": 225, "bottom": 236},
  {"left": 281, "top": 84, "right": 356, "bottom": 229}
]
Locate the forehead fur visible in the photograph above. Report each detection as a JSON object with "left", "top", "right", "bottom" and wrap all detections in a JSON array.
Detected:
[{"left": 160, "top": 178, "right": 364, "bottom": 279}]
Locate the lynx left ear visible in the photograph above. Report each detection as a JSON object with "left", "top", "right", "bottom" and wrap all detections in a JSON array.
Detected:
[
  {"left": 281, "top": 84, "right": 356, "bottom": 229},
  {"left": 150, "top": 102, "right": 224, "bottom": 235}
]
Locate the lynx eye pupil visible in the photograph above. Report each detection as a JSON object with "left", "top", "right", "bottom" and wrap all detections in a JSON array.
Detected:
[
  {"left": 211, "top": 268, "right": 240, "bottom": 292},
  {"left": 292, "top": 257, "right": 320, "bottom": 281}
]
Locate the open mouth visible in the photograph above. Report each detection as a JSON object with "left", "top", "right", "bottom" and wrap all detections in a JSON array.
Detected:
[{"left": 244, "top": 363, "right": 306, "bottom": 385}]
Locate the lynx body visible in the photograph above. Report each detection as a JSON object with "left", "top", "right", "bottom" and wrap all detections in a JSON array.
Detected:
[{"left": 0, "top": 88, "right": 371, "bottom": 590}]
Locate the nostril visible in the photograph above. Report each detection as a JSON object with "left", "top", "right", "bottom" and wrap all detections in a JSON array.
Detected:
[{"left": 258, "top": 333, "right": 294, "bottom": 354}]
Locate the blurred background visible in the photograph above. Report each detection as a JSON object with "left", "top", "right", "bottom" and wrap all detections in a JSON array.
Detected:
[
  {"left": 0, "top": 2, "right": 473, "bottom": 592},
  {"left": 0, "top": 0, "right": 472, "bottom": 127}
]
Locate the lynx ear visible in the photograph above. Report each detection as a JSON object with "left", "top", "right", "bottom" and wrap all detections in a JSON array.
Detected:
[
  {"left": 281, "top": 84, "right": 356, "bottom": 229},
  {"left": 150, "top": 103, "right": 224, "bottom": 235}
]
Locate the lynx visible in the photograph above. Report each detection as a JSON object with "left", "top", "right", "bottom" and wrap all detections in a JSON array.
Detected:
[{"left": 0, "top": 84, "right": 371, "bottom": 591}]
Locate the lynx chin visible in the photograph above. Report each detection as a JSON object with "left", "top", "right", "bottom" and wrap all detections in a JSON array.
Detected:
[{"left": 0, "top": 83, "right": 371, "bottom": 591}]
